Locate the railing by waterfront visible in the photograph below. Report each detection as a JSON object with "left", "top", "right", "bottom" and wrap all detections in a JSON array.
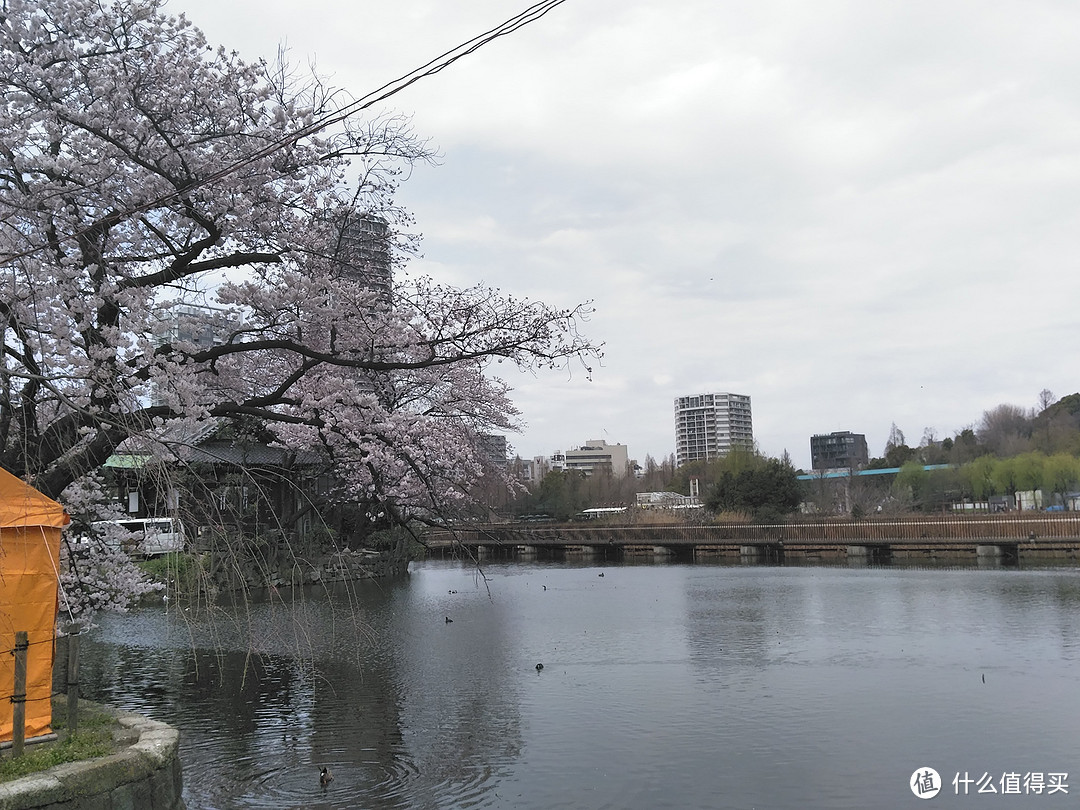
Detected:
[{"left": 424, "top": 513, "right": 1080, "bottom": 548}]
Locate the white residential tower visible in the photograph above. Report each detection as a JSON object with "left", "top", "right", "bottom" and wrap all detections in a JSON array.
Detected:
[{"left": 674, "top": 392, "right": 753, "bottom": 466}]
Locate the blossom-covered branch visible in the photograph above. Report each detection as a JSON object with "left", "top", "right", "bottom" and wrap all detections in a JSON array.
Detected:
[{"left": 0, "top": 0, "right": 601, "bottom": 518}]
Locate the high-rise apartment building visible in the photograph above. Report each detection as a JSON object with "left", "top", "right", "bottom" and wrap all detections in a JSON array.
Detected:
[
  {"left": 674, "top": 392, "right": 753, "bottom": 466},
  {"left": 477, "top": 434, "right": 508, "bottom": 467},
  {"left": 336, "top": 214, "right": 392, "bottom": 302}
]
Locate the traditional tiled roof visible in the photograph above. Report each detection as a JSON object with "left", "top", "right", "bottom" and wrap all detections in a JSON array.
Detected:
[{"left": 108, "top": 418, "right": 324, "bottom": 468}]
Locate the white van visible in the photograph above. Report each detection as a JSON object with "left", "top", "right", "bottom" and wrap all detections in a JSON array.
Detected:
[{"left": 91, "top": 518, "right": 187, "bottom": 556}]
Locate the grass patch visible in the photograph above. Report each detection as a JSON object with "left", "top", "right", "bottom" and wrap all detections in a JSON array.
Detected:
[
  {"left": 0, "top": 698, "right": 120, "bottom": 783},
  {"left": 138, "top": 551, "right": 202, "bottom": 591}
]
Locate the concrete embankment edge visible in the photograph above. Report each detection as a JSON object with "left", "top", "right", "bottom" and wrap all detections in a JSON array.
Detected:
[{"left": 0, "top": 708, "right": 184, "bottom": 810}]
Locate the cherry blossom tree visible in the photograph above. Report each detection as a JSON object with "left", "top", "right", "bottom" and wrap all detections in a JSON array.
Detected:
[
  {"left": 57, "top": 473, "right": 162, "bottom": 629},
  {"left": 1, "top": 0, "right": 600, "bottom": 625},
  {"left": 0, "top": 0, "right": 598, "bottom": 525}
]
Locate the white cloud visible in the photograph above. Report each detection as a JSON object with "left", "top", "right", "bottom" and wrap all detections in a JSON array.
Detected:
[{"left": 177, "top": 0, "right": 1080, "bottom": 468}]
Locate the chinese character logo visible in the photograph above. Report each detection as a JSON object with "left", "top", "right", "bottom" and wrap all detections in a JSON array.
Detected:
[
  {"left": 950, "top": 770, "right": 1068, "bottom": 796},
  {"left": 911, "top": 767, "right": 942, "bottom": 799}
]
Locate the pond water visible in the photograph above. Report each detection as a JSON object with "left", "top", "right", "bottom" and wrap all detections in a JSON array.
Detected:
[{"left": 80, "top": 560, "right": 1080, "bottom": 809}]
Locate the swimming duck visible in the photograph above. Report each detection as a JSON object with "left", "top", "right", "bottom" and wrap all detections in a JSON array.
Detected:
[
  {"left": 445, "top": 616, "right": 453, "bottom": 623},
  {"left": 536, "top": 663, "right": 544, "bottom": 671},
  {"left": 320, "top": 766, "right": 333, "bottom": 786}
]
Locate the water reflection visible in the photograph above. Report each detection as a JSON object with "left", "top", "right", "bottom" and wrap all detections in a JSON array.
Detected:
[
  {"left": 80, "top": 563, "right": 1080, "bottom": 810},
  {"left": 82, "top": 574, "right": 529, "bottom": 809}
]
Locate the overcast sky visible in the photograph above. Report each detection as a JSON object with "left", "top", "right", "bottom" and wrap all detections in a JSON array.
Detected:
[{"left": 176, "top": 0, "right": 1080, "bottom": 469}]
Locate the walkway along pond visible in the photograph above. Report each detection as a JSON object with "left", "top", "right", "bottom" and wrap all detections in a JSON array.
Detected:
[{"left": 424, "top": 513, "right": 1080, "bottom": 566}]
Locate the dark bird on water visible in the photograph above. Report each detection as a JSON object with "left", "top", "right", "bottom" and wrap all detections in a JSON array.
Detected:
[
  {"left": 536, "top": 663, "right": 544, "bottom": 671},
  {"left": 320, "top": 766, "right": 333, "bottom": 787},
  {"left": 982, "top": 674, "right": 985, "bottom": 683},
  {"left": 445, "top": 616, "right": 453, "bottom": 623},
  {"left": 598, "top": 572, "right": 605, "bottom": 577}
]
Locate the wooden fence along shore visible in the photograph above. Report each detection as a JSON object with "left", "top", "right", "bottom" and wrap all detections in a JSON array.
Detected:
[{"left": 422, "top": 514, "right": 1080, "bottom": 564}]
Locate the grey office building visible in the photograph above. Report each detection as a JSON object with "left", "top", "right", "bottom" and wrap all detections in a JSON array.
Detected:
[{"left": 810, "top": 431, "right": 869, "bottom": 470}]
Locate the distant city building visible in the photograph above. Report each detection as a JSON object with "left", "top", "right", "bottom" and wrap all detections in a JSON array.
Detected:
[
  {"left": 154, "top": 302, "right": 239, "bottom": 350},
  {"left": 477, "top": 434, "right": 508, "bottom": 467},
  {"left": 636, "top": 491, "right": 696, "bottom": 508},
  {"left": 332, "top": 213, "right": 393, "bottom": 400},
  {"left": 335, "top": 213, "right": 392, "bottom": 303},
  {"left": 810, "top": 431, "right": 869, "bottom": 471},
  {"left": 674, "top": 392, "right": 753, "bottom": 466},
  {"left": 514, "top": 457, "right": 542, "bottom": 485},
  {"left": 557, "top": 440, "right": 630, "bottom": 478},
  {"left": 529, "top": 455, "right": 555, "bottom": 482},
  {"left": 151, "top": 303, "right": 241, "bottom": 407}
]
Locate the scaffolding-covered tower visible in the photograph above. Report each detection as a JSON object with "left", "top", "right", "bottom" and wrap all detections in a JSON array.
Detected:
[{"left": 336, "top": 214, "right": 392, "bottom": 304}]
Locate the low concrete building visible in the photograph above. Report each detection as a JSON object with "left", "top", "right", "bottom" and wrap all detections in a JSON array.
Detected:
[
  {"left": 561, "top": 440, "right": 630, "bottom": 478},
  {"left": 636, "top": 491, "right": 697, "bottom": 508}
]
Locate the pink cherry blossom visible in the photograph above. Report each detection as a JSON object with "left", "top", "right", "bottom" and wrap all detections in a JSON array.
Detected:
[{"left": 1, "top": 0, "right": 600, "bottom": 616}]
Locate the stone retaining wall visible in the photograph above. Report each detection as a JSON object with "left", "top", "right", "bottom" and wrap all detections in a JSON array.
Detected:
[
  {"left": 0, "top": 708, "right": 184, "bottom": 810},
  {"left": 209, "top": 543, "right": 411, "bottom": 591}
]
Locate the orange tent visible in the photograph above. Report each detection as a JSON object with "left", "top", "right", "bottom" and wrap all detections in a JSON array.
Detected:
[{"left": 0, "top": 468, "right": 67, "bottom": 741}]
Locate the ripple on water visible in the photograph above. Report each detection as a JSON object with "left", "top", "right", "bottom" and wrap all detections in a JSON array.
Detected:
[{"left": 80, "top": 563, "right": 1080, "bottom": 810}]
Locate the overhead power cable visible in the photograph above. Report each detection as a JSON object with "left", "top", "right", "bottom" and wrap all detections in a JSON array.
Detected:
[
  {"left": 0, "top": 0, "right": 570, "bottom": 265},
  {"left": 171, "top": 0, "right": 570, "bottom": 195}
]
